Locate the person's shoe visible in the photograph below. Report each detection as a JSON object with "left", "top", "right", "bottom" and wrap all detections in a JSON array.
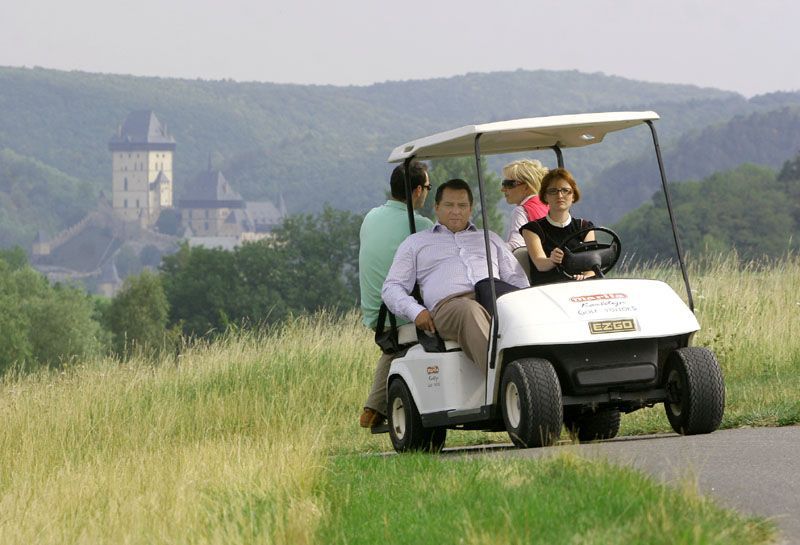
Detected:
[{"left": 359, "top": 408, "right": 385, "bottom": 428}]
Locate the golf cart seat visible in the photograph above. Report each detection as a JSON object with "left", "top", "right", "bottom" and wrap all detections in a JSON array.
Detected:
[
  {"left": 396, "top": 323, "right": 461, "bottom": 352},
  {"left": 512, "top": 247, "right": 531, "bottom": 278}
]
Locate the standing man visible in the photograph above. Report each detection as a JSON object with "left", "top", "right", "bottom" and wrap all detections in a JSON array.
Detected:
[
  {"left": 382, "top": 179, "right": 529, "bottom": 371},
  {"left": 358, "top": 160, "right": 433, "bottom": 429}
]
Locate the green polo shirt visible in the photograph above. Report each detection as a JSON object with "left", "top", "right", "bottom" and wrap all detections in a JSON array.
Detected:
[{"left": 359, "top": 200, "right": 434, "bottom": 329}]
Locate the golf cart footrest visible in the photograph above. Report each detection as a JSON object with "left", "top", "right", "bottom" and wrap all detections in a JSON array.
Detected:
[
  {"left": 421, "top": 405, "right": 494, "bottom": 427},
  {"left": 370, "top": 423, "right": 389, "bottom": 434}
]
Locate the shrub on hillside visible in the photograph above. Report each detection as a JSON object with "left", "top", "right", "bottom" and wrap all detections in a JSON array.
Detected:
[
  {"left": 105, "top": 270, "right": 173, "bottom": 358},
  {"left": 0, "top": 259, "right": 104, "bottom": 373}
]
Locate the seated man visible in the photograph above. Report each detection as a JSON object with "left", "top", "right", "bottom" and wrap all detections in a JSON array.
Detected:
[{"left": 382, "top": 178, "right": 529, "bottom": 370}]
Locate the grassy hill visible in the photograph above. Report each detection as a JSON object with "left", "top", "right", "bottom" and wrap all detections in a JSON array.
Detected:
[{"left": 3, "top": 255, "right": 798, "bottom": 543}]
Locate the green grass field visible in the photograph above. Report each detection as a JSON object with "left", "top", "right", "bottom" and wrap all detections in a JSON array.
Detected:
[{"left": 1, "top": 256, "right": 797, "bottom": 544}]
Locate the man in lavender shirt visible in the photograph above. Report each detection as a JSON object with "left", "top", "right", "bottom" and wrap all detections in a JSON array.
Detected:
[{"left": 382, "top": 179, "right": 529, "bottom": 371}]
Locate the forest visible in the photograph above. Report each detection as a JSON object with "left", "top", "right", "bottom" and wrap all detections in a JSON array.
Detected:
[{"left": 2, "top": 65, "right": 800, "bottom": 250}]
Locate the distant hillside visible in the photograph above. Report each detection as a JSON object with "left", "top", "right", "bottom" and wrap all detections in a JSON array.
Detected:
[
  {"left": 584, "top": 103, "right": 800, "bottom": 224},
  {"left": 2, "top": 65, "right": 800, "bottom": 249},
  {"left": 612, "top": 160, "right": 800, "bottom": 261},
  {"left": 0, "top": 148, "right": 95, "bottom": 247}
]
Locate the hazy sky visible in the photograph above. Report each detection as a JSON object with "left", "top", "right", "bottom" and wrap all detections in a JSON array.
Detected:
[{"left": 2, "top": 0, "right": 798, "bottom": 97}]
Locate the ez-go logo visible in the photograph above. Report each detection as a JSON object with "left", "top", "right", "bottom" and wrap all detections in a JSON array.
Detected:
[{"left": 588, "top": 318, "right": 637, "bottom": 334}]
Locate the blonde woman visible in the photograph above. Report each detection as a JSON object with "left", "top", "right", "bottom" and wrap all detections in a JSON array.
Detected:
[{"left": 500, "top": 159, "right": 549, "bottom": 250}]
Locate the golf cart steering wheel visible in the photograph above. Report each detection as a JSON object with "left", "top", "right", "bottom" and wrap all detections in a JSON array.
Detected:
[{"left": 557, "top": 226, "right": 621, "bottom": 279}]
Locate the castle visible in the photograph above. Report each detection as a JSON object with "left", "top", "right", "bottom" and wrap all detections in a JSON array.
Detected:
[
  {"left": 108, "top": 110, "right": 176, "bottom": 227},
  {"left": 31, "top": 110, "right": 285, "bottom": 295}
]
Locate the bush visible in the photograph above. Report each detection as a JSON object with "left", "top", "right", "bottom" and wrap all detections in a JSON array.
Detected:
[{"left": 106, "top": 270, "right": 171, "bottom": 357}]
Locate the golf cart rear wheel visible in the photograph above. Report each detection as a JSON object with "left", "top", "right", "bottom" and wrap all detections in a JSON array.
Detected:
[
  {"left": 387, "top": 379, "right": 447, "bottom": 453},
  {"left": 564, "top": 408, "right": 621, "bottom": 442},
  {"left": 501, "top": 358, "right": 562, "bottom": 448},
  {"left": 664, "top": 347, "right": 725, "bottom": 435}
]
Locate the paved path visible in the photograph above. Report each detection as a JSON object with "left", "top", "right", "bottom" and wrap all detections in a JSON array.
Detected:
[{"left": 445, "top": 427, "right": 800, "bottom": 544}]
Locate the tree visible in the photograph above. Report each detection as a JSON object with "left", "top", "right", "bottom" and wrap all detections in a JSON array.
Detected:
[
  {"left": 270, "top": 205, "right": 362, "bottom": 313},
  {"left": 106, "top": 270, "right": 170, "bottom": 357},
  {"left": 159, "top": 206, "right": 363, "bottom": 337},
  {"left": 777, "top": 151, "right": 800, "bottom": 183},
  {"left": 0, "top": 261, "right": 104, "bottom": 372},
  {"left": 26, "top": 283, "right": 105, "bottom": 366},
  {"left": 0, "top": 246, "right": 28, "bottom": 270},
  {"left": 613, "top": 164, "right": 797, "bottom": 262}
]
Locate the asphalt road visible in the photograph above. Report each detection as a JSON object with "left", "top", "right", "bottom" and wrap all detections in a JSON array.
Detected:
[{"left": 458, "top": 427, "right": 800, "bottom": 544}]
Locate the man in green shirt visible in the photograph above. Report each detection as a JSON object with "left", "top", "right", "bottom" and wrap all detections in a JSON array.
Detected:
[{"left": 359, "top": 160, "right": 433, "bottom": 428}]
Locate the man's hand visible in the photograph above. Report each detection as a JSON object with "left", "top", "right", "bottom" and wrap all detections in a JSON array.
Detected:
[{"left": 414, "top": 309, "right": 436, "bottom": 333}]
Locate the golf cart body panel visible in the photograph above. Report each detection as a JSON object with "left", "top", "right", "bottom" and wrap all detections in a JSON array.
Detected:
[
  {"left": 389, "top": 346, "right": 484, "bottom": 415},
  {"left": 495, "top": 279, "right": 699, "bottom": 349},
  {"left": 388, "top": 111, "right": 660, "bottom": 162}
]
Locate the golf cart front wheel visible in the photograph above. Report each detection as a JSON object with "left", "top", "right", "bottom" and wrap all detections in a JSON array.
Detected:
[
  {"left": 387, "top": 379, "right": 447, "bottom": 453},
  {"left": 664, "top": 347, "right": 725, "bottom": 435},
  {"left": 501, "top": 358, "right": 563, "bottom": 448}
]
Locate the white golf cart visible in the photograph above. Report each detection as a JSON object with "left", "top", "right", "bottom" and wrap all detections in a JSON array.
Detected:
[{"left": 377, "top": 111, "right": 725, "bottom": 453}]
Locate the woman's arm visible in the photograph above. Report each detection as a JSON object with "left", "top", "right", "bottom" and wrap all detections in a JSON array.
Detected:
[
  {"left": 523, "top": 229, "right": 563, "bottom": 272},
  {"left": 505, "top": 205, "right": 528, "bottom": 250}
]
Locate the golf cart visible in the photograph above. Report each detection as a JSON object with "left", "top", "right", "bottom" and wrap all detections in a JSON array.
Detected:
[{"left": 378, "top": 112, "right": 725, "bottom": 452}]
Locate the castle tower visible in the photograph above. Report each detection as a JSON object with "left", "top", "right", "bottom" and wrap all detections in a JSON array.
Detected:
[{"left": 109, "top": 111, "right": 176, "bottom": 226}]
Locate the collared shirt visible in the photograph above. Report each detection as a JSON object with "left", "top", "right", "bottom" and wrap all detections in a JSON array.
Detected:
[
  {"left": 382, "top": 221, "right": 530, "bottom": 323},
  {"left": 359, "top": 200, "right": 434, "bottom": 329}
]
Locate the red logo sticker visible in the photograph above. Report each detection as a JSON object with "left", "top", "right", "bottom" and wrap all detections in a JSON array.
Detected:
[{"left": 570, "top": 293, "right": 627, "bottom": 303}]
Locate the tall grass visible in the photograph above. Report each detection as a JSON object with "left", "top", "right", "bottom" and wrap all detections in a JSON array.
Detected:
[
  {"left": 2, "top": 256, "right": 796, "bottom": 543},
  {"left": 616, "top": 253, "right": 800, "bottom": 433},
  {"left": 0, "top": 312, "right": 375, "bottom": 544}
]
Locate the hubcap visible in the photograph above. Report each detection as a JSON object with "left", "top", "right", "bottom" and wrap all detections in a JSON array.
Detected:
[
  {"left": 392, "top": 397, "right": 406, "bottom": 440},
  {"left": 505, "top": 382, "right": 521, "bottom": 428},
  {"left": 666, "top": 369, "right": 683, "bottom": 416}
]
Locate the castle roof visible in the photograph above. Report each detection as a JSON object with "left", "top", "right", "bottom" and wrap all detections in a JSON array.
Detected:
[
  {"left": 109, "top": 110, "right": 176, "bottom": 151},
  {"left": 245, "top": 201, "right": 284, "bottom": 230},
  {"left": 179, "top": 169, "right": 244, "bottom": 208},
  {"left": 150, "top": 170, "right": 171, "bottom": 190}
]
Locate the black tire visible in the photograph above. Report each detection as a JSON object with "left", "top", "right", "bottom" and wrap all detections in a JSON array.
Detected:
[
  {"left": 564, "top": 408, "right": 621, "bottom": 442},
  {"left": 501, "top": 358, "right": 563, "bottom": 448},
  {"left": 387, "top": 379, "right": 446, "bottom": 453},
  {"left": 664, "top": 347, "right": 725, "bottom": 435}
]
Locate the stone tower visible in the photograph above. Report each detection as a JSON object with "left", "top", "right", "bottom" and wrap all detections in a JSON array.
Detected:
[{"left": 109, "top": 111, "right": 176, "bottom": 226}]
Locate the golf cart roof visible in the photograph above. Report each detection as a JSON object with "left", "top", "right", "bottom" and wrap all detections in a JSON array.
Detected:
[{"left": 388, "top": 111, "right": 659, "bottom": 162}]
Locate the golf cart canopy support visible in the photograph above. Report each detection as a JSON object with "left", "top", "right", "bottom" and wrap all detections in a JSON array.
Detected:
[{"left": 388, "top": 111, "right": 695, "bottom": 351}]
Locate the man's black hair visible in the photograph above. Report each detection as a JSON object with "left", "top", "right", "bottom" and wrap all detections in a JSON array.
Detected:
[
  {"left": 389, "top": 161, "right": 429, "bottom": 201},
  {"left": 435, "top": 178, "right": 473, "bottom": 206}
]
